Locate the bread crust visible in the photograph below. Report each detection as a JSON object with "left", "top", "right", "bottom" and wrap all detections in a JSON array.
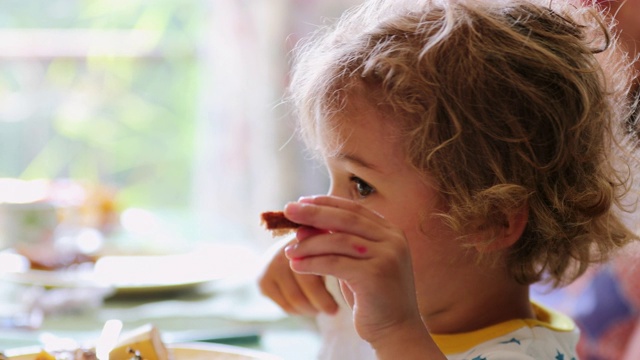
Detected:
[{"left": 261, "top": 211, "right": 300, "bottom": 236}]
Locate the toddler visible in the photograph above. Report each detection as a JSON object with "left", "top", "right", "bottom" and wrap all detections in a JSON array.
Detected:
[{"left": 259, "top": 0, "right": 640, "bottom": 358}]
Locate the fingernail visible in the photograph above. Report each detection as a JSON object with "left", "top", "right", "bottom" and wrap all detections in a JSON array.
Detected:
[
  {"left": 285, "top": 201, "right": 303, "bottom": 214},
  {"left": 297, "top": 195, "right": 317, "bottom": 203},
  {"left": 284, "top": 243, "right": 297, "bottom": 257}
]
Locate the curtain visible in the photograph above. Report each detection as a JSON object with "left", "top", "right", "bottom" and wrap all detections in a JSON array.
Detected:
[{"left": 192, "top": 0, "right": 361, "bottom": 249}]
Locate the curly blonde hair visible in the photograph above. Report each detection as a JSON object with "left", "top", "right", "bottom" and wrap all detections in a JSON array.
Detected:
[{"left": 288, "top": 0, "right": 639, "bottom": 286}]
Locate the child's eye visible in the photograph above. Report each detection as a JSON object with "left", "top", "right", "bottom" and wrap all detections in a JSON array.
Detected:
[{"left": 350, "top": 176, "right": 375, "bottom": 198}]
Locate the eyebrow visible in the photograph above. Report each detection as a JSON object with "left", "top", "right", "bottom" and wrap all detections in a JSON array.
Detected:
[{"left": 334, "top": 152, "right": 382, "bottom": 172}]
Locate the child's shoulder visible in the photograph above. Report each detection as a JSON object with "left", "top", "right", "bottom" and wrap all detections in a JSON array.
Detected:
[
  {"left": 435, "top": 304, "right": 579, "bottom": 360},
  {"left": 447, "top": 328, "right": 578, "bottom": 360}
]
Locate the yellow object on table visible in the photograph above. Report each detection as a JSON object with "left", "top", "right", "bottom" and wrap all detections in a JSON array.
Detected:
[{"left": 109, "top": 324, "right": 170, "bottom": 360}]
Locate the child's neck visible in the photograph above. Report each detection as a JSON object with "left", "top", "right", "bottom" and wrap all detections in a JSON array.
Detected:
[{"left": 422, "top": 277, "right": 533, "bottom": 335}]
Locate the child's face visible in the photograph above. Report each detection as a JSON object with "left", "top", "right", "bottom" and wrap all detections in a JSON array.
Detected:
[{"left": 319, "top": 96, "right": 478, "bottom": 317}]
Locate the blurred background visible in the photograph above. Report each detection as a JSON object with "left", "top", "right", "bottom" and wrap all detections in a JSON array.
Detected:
[
  {"left": 0, "top": 1, "right": 638, "bottom": 358},
  {"left": 0, "top": 0, "right": 361, "bottom": 253},
  {"left": 0, "top": 3, "right": 365, "bottom": 353}
]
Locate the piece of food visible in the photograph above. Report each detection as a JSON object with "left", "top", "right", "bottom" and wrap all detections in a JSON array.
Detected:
[
  {"left": 16, "top": 245, "right": 97, "bottom": 271},
  {"left": 34, "top": 348, "right": 96, "bottom": 360},
  {"left": 260, "top": 211, "right": 301, "bottom": 236},
  {"left": 30, "top": 324, "right": 171, "bottom": 360},
  {"left": 109, "top": 324, "right": 171, "bottom": 360}
]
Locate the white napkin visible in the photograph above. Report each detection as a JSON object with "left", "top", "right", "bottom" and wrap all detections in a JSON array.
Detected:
[{"left": 316, "top": 276, "right": 376, "bottom": 360}]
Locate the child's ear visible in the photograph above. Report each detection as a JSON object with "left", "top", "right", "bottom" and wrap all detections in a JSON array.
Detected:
[{"left": 474, "top": 205, "right": 529, "bottom": 253}]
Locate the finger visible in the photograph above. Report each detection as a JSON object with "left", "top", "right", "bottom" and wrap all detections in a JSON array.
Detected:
[
  {"left": 298, "top": 195, "right": 385, "bottom": 224},
  {"left": 285, "top": 232, "right": 375, "bottom": 260},
  {"left": 296, "top": 226, "right": 329, "bottom": 242},
  {"left": 289, "top": 240, "right": 411, "bottom": 287},
  {"left": 295, "top": 273, "right": 339, "bottom": 314},
  {"left": 299, "top": 195, "right": 384, "bottom": 220},
  {"left": 276, "top": 273, "right": 322, "bottom": 315},
  {"left": 289, "top": 252, "right": 359, "bottom": 280},
  {"left": 285, "top": 201, "right": 391, "bottom": 241},
  {"left": 258, "top": 275, "right": 300, "bottom": 314},
  {"left": 258, "top": 266, "right": 318, "bottom": 315}
]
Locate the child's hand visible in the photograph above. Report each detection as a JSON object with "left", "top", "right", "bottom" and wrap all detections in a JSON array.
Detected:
[
  {"left": 283, "top": 195, "right": 427, "bottom": 348},
  {"left": 258, "top": 238, "right": 339, "bottom": 315}
]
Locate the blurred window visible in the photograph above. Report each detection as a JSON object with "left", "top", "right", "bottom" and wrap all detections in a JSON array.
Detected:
[
  {"left": 0, "top": 0, "right": 202, "bottom": 209},
  {"left": 0, "top": 0, "right": 354, "bottom": 248}
]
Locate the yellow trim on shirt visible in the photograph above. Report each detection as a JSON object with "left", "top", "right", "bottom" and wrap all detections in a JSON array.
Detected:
[{"left": 430, "top": 302, "right": 575, "bottom": 355}]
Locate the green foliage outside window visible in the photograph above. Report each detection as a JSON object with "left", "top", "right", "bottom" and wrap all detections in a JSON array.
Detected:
[{"left": 0, "top": 0, "right": 206, "bottom": 209}]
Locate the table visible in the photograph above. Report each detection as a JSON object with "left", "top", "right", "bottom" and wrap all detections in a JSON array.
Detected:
[{"left": 0, "top": 267, "right": 321, "bottom": 359}]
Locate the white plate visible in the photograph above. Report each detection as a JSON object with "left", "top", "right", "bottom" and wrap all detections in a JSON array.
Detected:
[
  {"left": 3, "top": 342, "right": 282, "bottom": 360},
  {"left": 0, "top": 245, "right": 259, "bottom": 295}
]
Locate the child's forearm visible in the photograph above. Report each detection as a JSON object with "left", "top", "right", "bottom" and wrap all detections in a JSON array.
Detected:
[{"left": 370, "top": 319, "right": 447, "bottom": 360}]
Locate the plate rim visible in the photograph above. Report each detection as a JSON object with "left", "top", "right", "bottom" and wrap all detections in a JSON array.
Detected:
[
  {"left": 0, "top": 245, "right": 258, "bottom": 294},
  {"left": 3, "top": 342, "right": 282, "bottom": 360},
  {"left": 0, "top": 270, "right": 219, "bottom": 294},
  {"left": 170, "top": 342, "right": 282, "bottom": 359}
]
